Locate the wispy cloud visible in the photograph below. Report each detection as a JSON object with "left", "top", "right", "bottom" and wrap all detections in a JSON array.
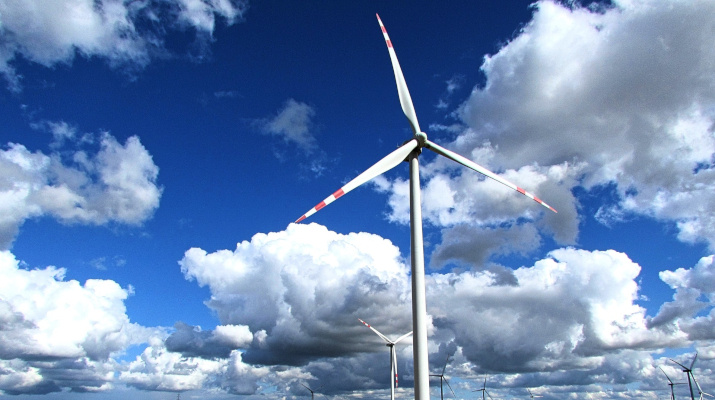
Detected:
[{"left": 258, "top": 99, "right": 319, "bottom": 154}]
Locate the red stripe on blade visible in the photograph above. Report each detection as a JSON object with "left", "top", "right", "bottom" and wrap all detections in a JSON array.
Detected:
[
  {"left": 517, "top": 187, "right": 526, "bottom": 195},
  {"left": 333, "top": 188, "right": 345, "bottom": 199},
  {"left": 315, "top": 201, "right": 327, "bottom": 211}
]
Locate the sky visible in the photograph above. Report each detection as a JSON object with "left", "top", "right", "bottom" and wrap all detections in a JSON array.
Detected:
[{"left": 1, "top": 0, "right": 715, "bottom": 399}]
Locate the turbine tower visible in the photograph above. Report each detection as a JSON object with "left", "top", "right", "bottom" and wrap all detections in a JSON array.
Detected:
[
  {"left": 670, "top": 354, "right": 699, "bottom": 400},
  {"left": 295, "top": 15, "right": 557, "bottom": 400},
  {"left": 661, "top": 366, "right": 686, "bottom": 400},
  {"left": 429, "top": 357, "right": 455, "bottom": 400},
  {"left": 359, "top": 318, "right": 413, "bottom": 400}
]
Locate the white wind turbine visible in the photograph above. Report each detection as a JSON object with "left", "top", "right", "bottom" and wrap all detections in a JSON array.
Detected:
[
  {"left": 671, "top": 354, "right": 701, "bottom": 400},
  {"left": 528, "top": 389, "right": 543, "bottom": 400},
  {"left": 302, "top": 383, "right": 324, "bottom": 400},
  {"left": 661, "top": 366, "right": 687, "bottom": 400},
  {"left": 473, "top": 376, "right": 494, "bottom": 400},
  {"left": 295, "top": 14, "right": 557, "bottom": 400},
  {"left": 430, "top": 357, "right": 455, "bottom": 400},
  {"left": 359, "top": 318, "right": 413, "bottom": 400}
]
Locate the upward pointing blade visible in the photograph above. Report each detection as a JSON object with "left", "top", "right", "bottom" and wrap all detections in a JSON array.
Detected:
[
  {"left": 296, "top": 139, "right": 419, "bottom": 223},
  {"left": 376, "top": 14, "right": 421, "bottom": 136},
  {"left": 425, "top": 139, "right": 557, "bottom": 213}
]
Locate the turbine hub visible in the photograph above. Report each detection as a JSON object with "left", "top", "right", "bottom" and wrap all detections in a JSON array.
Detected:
[{"left": 415, "top": 131, "right": 428, "bottom": 146}]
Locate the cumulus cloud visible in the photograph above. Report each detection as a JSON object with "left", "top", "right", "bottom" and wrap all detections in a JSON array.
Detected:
[
  {"left": 121, "top": 336, "right": 270, "bottom": 394},
  {"left": 0, "top": 0, "right": 248, "bottom": 91},
  {"left": 179, "top": 223, "right": 413, "bottom": 366},
  {"left": 0, "top": 250, "right": 153, "bottom": 394},
  {"left": 447, "top": 0, "right": 715, "bottom": 249},
  {"left": 0, "top": 129, "right": 162, "bottom": 249},
  {"left": 175, "top": 222, "right": 715, "bottom": 394},
  {"left": 165, "top": 322, "right": 253, "bottom": 359}
]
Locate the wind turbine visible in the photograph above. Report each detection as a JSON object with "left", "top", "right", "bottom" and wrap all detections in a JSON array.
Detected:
[
  {"left": 430, "top": 357, "right": 456, "bottom": 400},
  {"left": 671, "top": 354, "right": 700, "bottom": 400},
  {"left": 528, "top": 389, "right": 543, "bottom": 400},
  {"left": 302, "top": 383, "right": 324, "bottom": 400},
  {"left": 359, "top": 318, "right": 413, "bottom": 400},
  {"left": 473, "top": 376, "right": 494, "bottom": 400},
  {"left": 661, "top": 366, "right": 687, "bottom": 400},
  {"left": 295, "top": 14, "right": 557, "bottom": 400}
]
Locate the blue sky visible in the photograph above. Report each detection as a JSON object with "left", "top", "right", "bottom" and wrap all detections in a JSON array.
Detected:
[{"left": 1, "top": 0, "right": 715, "bottom": 399}]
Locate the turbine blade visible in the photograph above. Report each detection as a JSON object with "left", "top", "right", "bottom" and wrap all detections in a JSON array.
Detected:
[
  {"left": 376, "top": 14, "right": 421, "bottom": 136},
  {"left": 393, "top": 346, "right": 399, "bottom": 388},
  {"left": 296, "top": 140, "right": 419, "bottom": 223},
  {"left": 690, "top": 353, "right": 698, "bottom": 370},
  {"left": 670, "top": 358, "right": 689, "bottom": 371},
  {"left": 445, "top": 378, "right": 456, "bottom": 398},
  {"left": 486, "top": 390, "right": 495, "bottom": 400},
  {"left": 661, "top": 367, "right": 674, "bottom": 384},
  {"left": 394, "top": 331, "right": 413, "bottom": 344},
  {"left": 358, "top": 318, "right": 391, "bottom": 343},
  {"left": 425, "top": 140, "right": 557, "bottom": 213},
  {"left": 441, "top": 355, "right": 450, "bottom": 376}
]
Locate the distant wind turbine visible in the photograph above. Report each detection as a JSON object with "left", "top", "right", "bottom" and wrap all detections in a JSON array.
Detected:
[
  {"left": 295, "top": 15, "right": 557, "bottom": 400},
  {"left": 473, "top": 376, "right": 494, "bottom": 400},
  {"left": 671, "top": 354, "right": 703, "bottom": 400},
  {"left": 430, "top": 357, "right": 456, "bottom": 400},
  {"left": 661, "top": 366, "right": 687, "bottom": 400},
  {"left": 528, "top": 389, "right": 543, "bottom": 400},
  {"left": 302, "top": 383, "right": 324, "bottom": 400},
  {"left": 358, "top": 318, "right": 412, "bottom": 400}
]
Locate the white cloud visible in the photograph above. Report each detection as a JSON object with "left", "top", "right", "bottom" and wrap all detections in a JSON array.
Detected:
[
  {"left": 260, "top": 99, "right": 319, "bottom": 154},
  {"left": 176, "top": 222, "right": 715, "bottom": 393},
  {"left": 120, "top": 337, "right": 270, "bottom": 394},
  {"left": 0, "top": 0, "right": 248, "bottom": 91},
  {"left": 426, "top": 248, "right": 684, "bottom": 374},
  {"left": 446, "top": 0, "right": 715, "bottom": 250},
  {"left": 0, "top": 250, "right": 157, "bottom": 394},
  {"left": 179, "top": 223, "right": 413, "bottom": 366},
  {"left": 0, "top": 130, "right": 162, "bottom": 249},
  {"left": 0, "top": 251, "right": 148, "bottom": 361}
]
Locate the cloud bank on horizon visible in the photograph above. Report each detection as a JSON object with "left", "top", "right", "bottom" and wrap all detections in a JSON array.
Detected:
[{"left": 1, "top": 0, "right": 715, "bottom": 398}]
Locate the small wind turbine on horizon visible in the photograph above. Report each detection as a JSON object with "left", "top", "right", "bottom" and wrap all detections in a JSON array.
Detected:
[
  {"left": 429, "top": 357, "right": 455, "bottom": 400},
  {"left": 473, "top": 376, "right": 494, "bottom": 400},
  {"left": 358, "top": 318, "right": 413, "bottom": 400},
  {"left": 294, "top": 14, "right": 557, "bottom": 400},
  {"left": 302, "top": 383, "right": 324, "bottom": 400},
  {"left": 528, "top": 389, "right": 543, "bottom": 400},
  {"left": 661, "top": 366, "right": 687, "bottom": 400}
]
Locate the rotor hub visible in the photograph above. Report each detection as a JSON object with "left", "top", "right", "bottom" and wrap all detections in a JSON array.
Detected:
[{"left": 415, "top": 131, "right": 428, "bottom": 146}]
